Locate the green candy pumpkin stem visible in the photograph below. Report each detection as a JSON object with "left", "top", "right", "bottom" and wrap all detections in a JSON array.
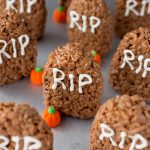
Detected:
[
  {"left": 58, "top": 6, "right": 65, "bottom": 12},
  {"left": 48, "top": 107, "right": 56, "bottom": 114},
  {"left": 91, "top": 50, "right": 97, "bottom": 56},
  {"left": 35, "top": 66, "right": 43, "bottom": 72}
]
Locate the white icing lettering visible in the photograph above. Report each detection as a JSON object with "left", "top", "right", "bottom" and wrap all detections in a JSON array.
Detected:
[
  {"left": 27, "top": 0, "right": 37, "bottom": 14},
  {"left": 141, "top": 0, "right": 150, "bottom": 16},
  {"left": 129, "top": 134, "right": 148, "bottom": 150},
  {"left": 0, "top": 136, "right": 9, "bottom": 150},
  {"left": 125, "top": 0, "right": 139, "bottom": 16},
  {"left": 6, "top": 0, "right": 17, "bottom": 11},
  {"left": 99, "top": 123, "right": 117, "bottom": 146},
  {"left": 125, "top": 0, "right": 150, "bottom": 16},
  {"left": 120, "top": 49, "right": 135, "bottom": 70},
  {"left": 78, "top": 74, "right": 92, "bottom": 94},
  {"left": 51, "top": 68, "right": 93, "bottom": 93},
  {"left": 99, "top": 123, "right": 148, "bottom": 149},
  {"left": 0, "top": 40, "right": 11, "bottom": 64},
  {"left": 119, "top": 132, "right": 127, "bottom": 149},
  {"left": 19, "top": 0, "right": 24, "bottom": 13},
  {"left": 52, "top": 68, "right": 66, "bottom": 90},
  {"left": 23, "top": 136, "right": 42, "bottom": 150},
  {"left": 90, "top": 16, "right": 101, "bottom": 33},
  {"left": 70, "top": 10, "right": 82, "bottom": 31},
  {"left": 70, "top": 10, "right": 101, "bottom": 33},
  {"left": 82, "top": 15, "right": 87, "bottom": 32},
  {"left": 142, "top": 58, "right": 150, "bottom": 78},
  {"left": 11, "top": 136, "right": 20, "bottom": 150},
  {"left": 0, "top": 136, "right": 42, "bottom": 150},
  {"left": 69, "top": 74, "right": 74, "bottom": 92},
  {"left": 6, "top": 0, "right": 37, "bottom": 14},
  {"left": 0, "top": 34, "right": 30, "bottom": 65},
  {"left": 120, "top": 49, "right": 150, "bottom": 78},
  {"left": 11, "top": 38, "right": 17, "bottom": 58},
  {"left": 18, "top": 34, "right": 30, "bottom": 56},
  {"left": 135, "top": 55, "right": 144, "bottom": 74}
]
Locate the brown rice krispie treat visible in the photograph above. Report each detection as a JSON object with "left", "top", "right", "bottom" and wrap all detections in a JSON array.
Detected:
[
  {"left": 0, "top": 0, "right": 46, "bottom": 39},
  {"left": 0, "top": 102, "right": 53, "bottom": 150},
  {"left": 115, "top": 0, "right": 150, "bottom": 38},
  {"left": 90, "top": 95, "right": 150, "bottom": 150},
  {"left": 0, "top": 10, "right": 37, "bottom": 85},
  {"left": 110, "top": 27, "right": 150, "bottom": 101},
  {"left": 43, "top": 43, "right": 103, "bottom": 119},
  {"left": 67, "top": 0, "right": 113, "bottom": 56}
]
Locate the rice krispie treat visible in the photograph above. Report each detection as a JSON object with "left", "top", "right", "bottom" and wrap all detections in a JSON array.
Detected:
[
  {"left": 110, "top": 27, "right": 150, "bottom": 101},
  {"left": 90, "top": 95, "right": 150, "bottom": 150},
  {"left": 43, "top": 43, "right": 103, "bottom": 119},
  {"left": 0, "top": 0, "right": 47, "bottom": 39},
  {"left": 67, "top": 0, "right": 113, "bottom": 56},
  {"left": 0, "top": 102, "right": 53, "bottom": 150},
  {"left": 0, "top": 10, "right": 37, "bottom": 85},
  {"left": 115, "top": 0, "right": 150, "bottom": 38}
]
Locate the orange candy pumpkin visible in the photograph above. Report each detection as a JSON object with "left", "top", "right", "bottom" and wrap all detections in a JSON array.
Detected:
[
  {"left": 52, "top": 6, "right": 66, "bottom": 23},
  {"left": 42, "top": 106, "right": 61, "bottom": 128},
  {"left": 91, "top": 50, "right": 101, "bottom": 64},
  {"left": 30, "top": 66, "right": 43, "bottom": 85}
]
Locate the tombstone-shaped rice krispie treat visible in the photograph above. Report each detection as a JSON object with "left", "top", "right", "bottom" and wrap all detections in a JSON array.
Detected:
[
  {"left": 0, "top": 0, "right": 46, "bottom": 39},
  {"left": 43, "top": 43, "right": 103, "bottom": 119},
  {"left": 0, "top": 102, "right": 53, "bottom": 150},
  {"left": 110, "top": 27, "right": 150, "bottom": 101},
  {"left": 0, "top": 10, "right": 37, "bottom": 85},
  {"left": 67, "top": 0, "right": 113, "bottom": 56},
  {"left": 115, "top": 0, "right": 150, "bottom": 38},
  {"left": 90, "top": 95, "right": 150, "bottom": 150}
]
